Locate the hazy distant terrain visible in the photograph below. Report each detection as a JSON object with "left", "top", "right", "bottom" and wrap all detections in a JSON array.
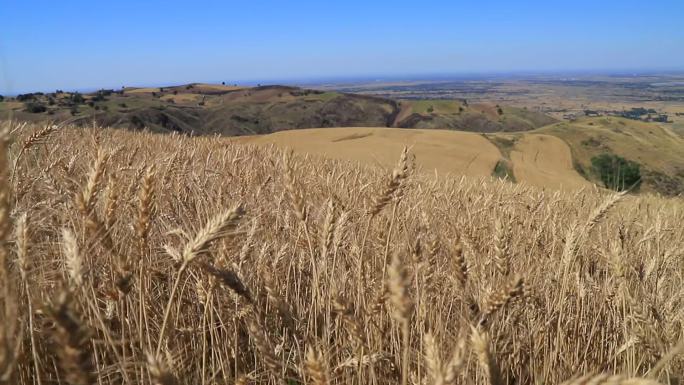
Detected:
[{"left": 307, "top": 73, "right": 684, "bottom": 129}]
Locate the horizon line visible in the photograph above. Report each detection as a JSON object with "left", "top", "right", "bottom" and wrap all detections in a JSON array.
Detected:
[{"left": 3, "top": 68, "right": 684, "bottom": 96}]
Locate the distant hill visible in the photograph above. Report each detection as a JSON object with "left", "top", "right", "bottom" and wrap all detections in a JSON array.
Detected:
[
  {"left": 394, "top": 99, "right": 557, "bottom": 132},
  {"left": 4, "top": 84, "right": 683, "bottom": 194},
  {"left": 0, "top": 83, "right": 556, "bottom": 135}
]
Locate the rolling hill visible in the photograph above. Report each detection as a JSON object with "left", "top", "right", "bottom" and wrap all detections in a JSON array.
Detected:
[
  {"left": 508, "top": 134, "right": 592, "bottom": 190},
  {"left": 235, "top": 117, "right": 684, "bottom": 195},
  {"left": 4, "top": 84, "right": 682, "bottom": 194},
  {"left": 0, "top": 84, "right": 556, "bottom": 135},
  {"left": 234, "top": 126, "right": 594, "bottom": 190},
  {"left": 537, "top": 117, "right": 684, "bottom": 195},
  {"left": 234, "top": 127, "right": 501, "bottom": 177},
  {"left": 395, "top": 99, "right": 557, "bottom": 132}
]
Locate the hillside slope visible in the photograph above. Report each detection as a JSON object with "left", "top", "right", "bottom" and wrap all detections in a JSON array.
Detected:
[
  {"left": 396, "top": 100, "right": 557, "bottom": 132},
  {"left": 510, "top": 134, "right": 592, "bottom": 190},
  {"left": 235, "top": 127, "right": 501, "bottom": 177},
  {"left": 1, "top": 84, "right": 555, "bottom": 134},
  {"left": 235, "top": 126, "right": 593, "bottom": 191},
  {"left": 538, "top": 117, "right": 684, "bottom": 195}
]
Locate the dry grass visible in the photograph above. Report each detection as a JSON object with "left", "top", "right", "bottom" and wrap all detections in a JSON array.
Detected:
[
  {"left": 234, "top": 127, "right": 501, "bottom": 178},
  {"left": 1, "top": 120, "right": 683, "bottom": 385},
  {"left": 509, "top": 134, "right": 591, "bottom": 190}
]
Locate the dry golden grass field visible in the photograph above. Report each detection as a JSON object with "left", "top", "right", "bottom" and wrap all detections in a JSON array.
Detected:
[
  {"left": 539, "top": 117, "right": 684, "bottom": 194},
  {"left": 235, "top": 127, "right": 592, "bottom": 190},
  {"left": 1, "top": 121, "right": 683, "bottom": 385},
  {"left": 234, "top": 127, "right": 501, "bottom": 178},
  {"left": 509, "top": 134, "right": 592, "bottom": 190},
  {"left": 540, "top": 118, "right": 684, "bottom": 178}
]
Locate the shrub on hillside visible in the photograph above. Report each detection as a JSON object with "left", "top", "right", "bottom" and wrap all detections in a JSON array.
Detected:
[
  {"left": 92, "top": 92, "right": 107, "bottom": 102},
  {"left": 24, "top": 102, "right": 47, "bottom": 113},
  {"left": 70, "top": 92, "right": 85, "bottom": 104},
  {"left": 591, "top": 153, "right": 641, "bottom": 191}
]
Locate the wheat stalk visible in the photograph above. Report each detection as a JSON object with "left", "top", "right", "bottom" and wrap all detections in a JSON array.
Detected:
[
  {"left": 157, "top": 205, "right": 245, "bottom": 354},
  {"left": 14, "top": 213, "right": 28, "bottom": 283},
  {"left": 47, "top": 290, "right": 95, "bottom": 385},
  {"left": 388, "top": 252, "right": 412, "bottom": 385},
  {"left": 245, "top": 312, "right": 284, "bottom": 379},
  {"left": 443, "top": 336, "right": 467, "bottom": 385},
  {"left": 0, "top": 124, "right": 17, "bottom": 383},
  {"left": 470, "top": 326, "right": 503, "bottom": 385}
]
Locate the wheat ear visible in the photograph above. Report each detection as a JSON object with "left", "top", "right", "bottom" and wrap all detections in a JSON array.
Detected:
[
  {"left": 157, "top": 205, "right": 245, "bottom": 354},
  {"left": 146, "top": 352, "right": 179, "bottom": 385},
  {"left": 12, "top": 123, "right": 58, "bottom": 181},
  {"left": 479, "top": 274, "right": 524, "bottom": 326},
  {"left": 388, "top": 253, "right": 412, "bottom": 385},
  {"left": 136, "top": 165, "right": 155, "bottom": 257},
  {"left": 61, "top": 228, "right": 83, "bottom": 288},
  {"left": 470, "top": 327, "right": 503, "bottom": 385},
  {"left": 245, "top": 312, "right": 284, "bottom": 378},
  {"left": 48, "top": 290, "right": 95, "bottom": 385},
  {"left": 424, "top": 332, "right": 444, "bottom": 385},
  {"left": 368, "top": 147, "right": 410, "bottom": 216},
  {"left": 305, "top": 347, "right": 330, "bottom": 385}
]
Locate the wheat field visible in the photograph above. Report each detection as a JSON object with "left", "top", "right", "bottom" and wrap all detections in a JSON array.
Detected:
[{"left": 0, "top": 121, "right": 683, "bottom": 385}]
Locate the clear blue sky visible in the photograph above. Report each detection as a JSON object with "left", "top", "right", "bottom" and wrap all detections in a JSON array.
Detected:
[{"left": 1, "top": 0, "right": 683, "bottom": 93}]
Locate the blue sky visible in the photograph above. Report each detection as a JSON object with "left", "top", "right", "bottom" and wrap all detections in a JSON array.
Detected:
[{"left": 1, "top": 0, "right": 683, "bottom": 93}]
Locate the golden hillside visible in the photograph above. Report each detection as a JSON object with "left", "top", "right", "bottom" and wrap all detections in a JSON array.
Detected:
[
  {"left": 539, "top": 117, "right": 684, "bottom": 194},
  {"left": 235, "top": 127, "right": 500, "bottom": 177},
  {"left": 236, "top": 127, "right": 592, "bottom": 190}
]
